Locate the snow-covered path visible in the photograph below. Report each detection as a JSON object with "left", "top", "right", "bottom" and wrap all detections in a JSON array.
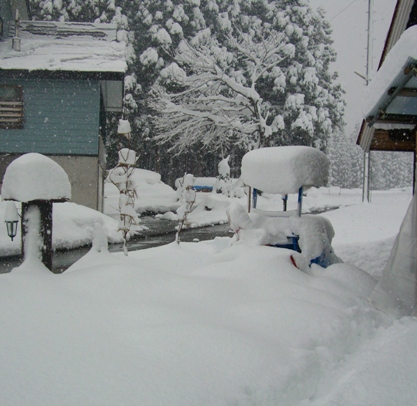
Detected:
[
  {"left": 0, "top": 188, "right": 415, "bottom": 405},
  {"left": 310, "top": 317, "right": 417, "bottom": 405}
]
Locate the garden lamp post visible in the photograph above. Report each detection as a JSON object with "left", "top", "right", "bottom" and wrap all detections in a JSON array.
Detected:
[
  {"left": 4, "top": 201, "right": 19, "bottom": 241},
  {"left": 2, "top": 153, "right": 71, "bottom": 272}
]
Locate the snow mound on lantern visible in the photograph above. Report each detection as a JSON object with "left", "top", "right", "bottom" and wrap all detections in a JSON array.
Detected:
[
  {"left": 1, "top": 153, "right": 71, "bottom": 202},
  {"left": 241, "top": 146, "right": 329, "bottom": 194}
]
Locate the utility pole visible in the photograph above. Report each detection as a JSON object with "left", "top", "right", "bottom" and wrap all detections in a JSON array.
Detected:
[{"left": 363, "top": 0, "right": 373, "bottom": 203}]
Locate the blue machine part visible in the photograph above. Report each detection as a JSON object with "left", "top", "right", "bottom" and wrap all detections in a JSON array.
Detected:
[
  {"left": 310, "top": 252, "right": 330, "bottom": 268},
  {"left": 269, "top": 235, "right": 300, "bottom": 252},
  {"left": 193, "top": 185, "right": 213, "bottom": 192}
]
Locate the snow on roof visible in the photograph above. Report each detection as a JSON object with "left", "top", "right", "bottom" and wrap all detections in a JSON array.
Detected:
[
  {"left": 241, "top": 146, "right": 329, "bottom": 194},
  {"left": 0, "top": 21, "right": 127, "bottom": 73},
  {"left": 362, "top": 25, "right": 417, "bottom": 118},
  {"left": 2, "top": 153, "right": 71, "bottom": 202}
]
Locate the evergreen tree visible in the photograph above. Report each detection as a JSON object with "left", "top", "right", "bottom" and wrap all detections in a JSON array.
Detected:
[
  {"left": 371, "top": 151, "right": 414, "bottom": 190},
  {"left": 30, "top": 0, "right": 118, "bottom": 22},
  {"left": 327, "top": 125, "right": 363, "bottom": 189},
  {"left": 328, "top": 123, "right": 414, "bottom": 190},
  {"left": 229, "top": 0, "right": 345, "bottom": 151}
]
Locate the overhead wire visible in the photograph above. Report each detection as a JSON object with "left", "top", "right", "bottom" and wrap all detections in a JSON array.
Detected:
[{"left": 328, "top": 0, "right": 358, "bottom": 21}]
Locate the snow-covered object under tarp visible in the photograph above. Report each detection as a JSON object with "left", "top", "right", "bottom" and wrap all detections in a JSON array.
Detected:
[
  {"left": 2, "top": 153, "right": 71, "bottom": 202},
  {"left": 369, "top": 193, "right": 417, "bottom": 317},
  {"left": 241, "top": 146, "right": 329, "bottom": 194},
  {"left": 228, "top": 202, "right": 340, "bottom": 267}
]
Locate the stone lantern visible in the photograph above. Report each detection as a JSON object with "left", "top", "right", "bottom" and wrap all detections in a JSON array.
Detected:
[{"left": 2, "top": 153, "right": 71, "bottom": 272}]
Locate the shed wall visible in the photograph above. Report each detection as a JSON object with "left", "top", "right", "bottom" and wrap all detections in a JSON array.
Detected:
[
  {"left": 52, "top": 155, "right": 101, "bottom": 210},
  {"left": 0, "top": 0, "right": 13, "bottom": 38},
  {"left": 0, "top": 78, "right": 101, "bottom": 155}
]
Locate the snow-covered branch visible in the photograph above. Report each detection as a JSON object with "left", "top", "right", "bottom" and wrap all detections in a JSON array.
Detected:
[{"left": 149, "top": 29, "right": 291, "bottom": 151}]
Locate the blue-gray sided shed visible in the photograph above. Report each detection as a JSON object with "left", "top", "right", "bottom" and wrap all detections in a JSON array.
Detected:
[{"left": 0, "top": 0, "right": 127, "bottom": 211}]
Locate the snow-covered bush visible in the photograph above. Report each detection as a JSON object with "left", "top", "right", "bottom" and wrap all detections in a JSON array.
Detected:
[
  {"left": 107, "top": 119, "right": 142, "bottom": 255},
  {"left": 175, "top": 173, "right": 197, "bottom": 244}
]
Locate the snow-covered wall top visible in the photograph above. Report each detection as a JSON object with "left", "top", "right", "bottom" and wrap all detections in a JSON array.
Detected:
[
  {"left": 0, "top": 21, "right": 127, "bottom": 73},
  {"left": 362, "top": 25, "right": 417, "bottom": 118},
  {"left": 241, "top": 146, "right": 329, "bottom": 194},
  {"left": 2, "top": 153, "right": 71, "bottom": 202}
]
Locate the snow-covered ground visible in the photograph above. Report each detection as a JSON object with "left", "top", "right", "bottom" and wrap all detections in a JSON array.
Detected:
[
  {"left": 0, "top": 176, "right": 415, "bottom": 404},
  {"left": 0, "top": 166, "right": 350, "bottom": 257}
]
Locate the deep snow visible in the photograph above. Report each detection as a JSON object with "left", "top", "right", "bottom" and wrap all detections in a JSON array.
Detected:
[
  {"left": 0, "top": 181, "right": 415, "bottom": 405},
  {"left": 2, "top": 153, "right": 71, "bottom": 202},
  {"left": 241, "top": 146, "right": 329, "bottom": 194}
]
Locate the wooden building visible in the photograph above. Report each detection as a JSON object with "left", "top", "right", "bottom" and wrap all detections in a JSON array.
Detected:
[
  {"left": 357, "top": 0, "right": 417, "bottom": 191},
  {"left": 0, "top": 0, "right": 126, "bottom": 211}
]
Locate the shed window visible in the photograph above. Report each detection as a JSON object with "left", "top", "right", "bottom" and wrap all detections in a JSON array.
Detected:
[{"left": 0, "top": 85, "right": 23, "bottom": 129}]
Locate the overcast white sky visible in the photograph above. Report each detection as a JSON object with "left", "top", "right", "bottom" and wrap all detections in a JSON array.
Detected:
[{"left": 309, "top": 0, "right": 397, "bottom": 134}]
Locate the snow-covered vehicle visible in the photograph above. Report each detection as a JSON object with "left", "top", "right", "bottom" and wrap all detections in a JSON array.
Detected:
[{"left": 239, "top": 146, "right": 338, "bottom": 268}]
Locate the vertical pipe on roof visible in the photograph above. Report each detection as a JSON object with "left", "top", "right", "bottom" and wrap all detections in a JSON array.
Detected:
[
  {"left": 366, "top": 0, "right": 374, "bottom": 82},
  {"left": 363, "top": 0, "right": 374, "bottom": 203}
]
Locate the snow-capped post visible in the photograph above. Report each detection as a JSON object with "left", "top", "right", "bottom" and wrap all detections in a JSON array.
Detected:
[
  {"left": 1, "top": 153, "right": 71, "bottom": 272},
  {"left": 108, "top": 118, "right": 140, "bottom": 255},
  {"left": 176, "top": 173, "right": 196, "bottom": 244},
  {"left": 12, "top": 8, "right": 21, "bottom": 52}
]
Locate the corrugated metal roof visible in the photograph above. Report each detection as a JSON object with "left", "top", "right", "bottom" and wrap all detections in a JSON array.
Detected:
[
  {"left": 386, "top": 95, "right": 417, "bottom": 115},
  {"left": 358, "top": 0, "right": 417, "bottom": 151},
  {"left": 379, "top": 0, "right": 415, "bottom": 68},
  {"left": 365, "top": 57, "right": 417, "bottom": 123}
]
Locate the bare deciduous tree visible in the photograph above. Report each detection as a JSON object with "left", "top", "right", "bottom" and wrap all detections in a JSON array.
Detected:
[{"left": 150, "top": 29, "right": 295, "bottom": 154}]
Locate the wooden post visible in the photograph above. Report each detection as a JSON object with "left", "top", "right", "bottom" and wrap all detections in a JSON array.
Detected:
[
  {"left": 282, "top": 194, "right": 288, "bottom": 211},
  {"left": 252, "top": 188, "right": 258, "bottom": 209},
  {"left": 297, "top": 187, "right": 303, "bottom": 217},
  {"left": 413, "top": 131, "right": 417, "bottom": 195},
  {"left": 21, "top": 200, "right": 53, "bottom": 271},
  {"left": 362, "top": 151, "right": 371, "bottom": 202}
]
